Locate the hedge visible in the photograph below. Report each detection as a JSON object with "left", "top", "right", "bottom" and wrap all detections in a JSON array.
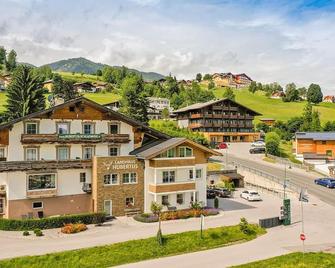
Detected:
[{"left": 0, "top": 212, "right": 106, "bottom": 231}]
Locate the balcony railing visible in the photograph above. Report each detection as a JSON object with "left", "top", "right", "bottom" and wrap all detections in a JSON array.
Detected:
[
  {"left": 149, "top": 181, "right": 196, "bottom": 194},
  {"left": 21, "top": 133, "right": 130, "bottom": 144}
]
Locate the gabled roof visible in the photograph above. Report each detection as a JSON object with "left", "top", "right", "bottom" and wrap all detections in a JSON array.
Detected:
[
  {"left": 130, "top": 137, "right": 221, "bottom": 159},
  {"left": 173, "top": 98, "right": 261, "bottom": 116},
  {"left": 0, "top": 97, "right": 170, "bottom": 139},
  {"left": 295, "top": 132, "right": 335, "bottom": 141}
]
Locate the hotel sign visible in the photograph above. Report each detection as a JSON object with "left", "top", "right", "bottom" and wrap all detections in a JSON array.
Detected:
[
  {"left": 110, "top": 159, "right": 138, "bottom": 170},
  {"left": 59, "top": 134, "right": 102, "bottom": 140}
]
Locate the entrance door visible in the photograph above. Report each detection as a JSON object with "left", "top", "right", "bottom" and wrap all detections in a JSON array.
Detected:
[{"left": 104, "top": 200, "right": 112, "bottom": 216}]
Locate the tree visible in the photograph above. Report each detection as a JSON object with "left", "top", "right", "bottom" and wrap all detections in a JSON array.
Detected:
[
  {"left": 52, "top": 74, "right": 80, "bottom": 101},
  {"left": 0, "top": 46, "right": 6, "bottom": 65},
  {"left": 265, "top": 132, "right": 280, "bottom": 156},
  {"left": 208, "top": 80, "right": 215, "bottom": 90},
  {"left": 5, "top": 65, "right": 45, "bottom": 120},
  {"left": 248, "top": 81, "right": 257, "bottom": 93},
  {"left": 33, "top": 66, "right": 53, "bottom": 81},
  {"left": 6, "top": 49, "right": 17, "bottom": 72},
  {"left": 222, "top": 87, "right": 235, "bottom": 100},
  {"left": 203, "top": 74, "right": 212, "bottom": 80},
  {"left": 196, "top": 73, "right": 202, "bottom": 82},
  {"left": 96, "top": 69, "right": 102, "bottom": 76},
  {"left": 301, "top": 102, "right": 313, "bottom": 131},
  {"left": 120, "top": 75, "right": 149, "bottom": 124},
  {"left": 255, "top": 122, "right": 270, "bottom": 133},
  {"left": 311, "top": 110, "right": 321, "bottom": 131},
  {"left": 283, "top": 83, "right": 299, "bottom": 102},
  {"left": 256, "top": 82, "right": 263, "bottom": 92},
  {"left": 307, "top": 83, "right": 323, "bottom": 104},
  {"left": 323, "top": 121, "right": 335, "bottom": 131},
  {"left": 297, "top": 87, "right": 307, "bottom": 99},
  {"left": 150, "top": 201, "right": 163, "bottom": 245},
  {"left": 161, "top": 107, "right": 170, "bottom": 119}
]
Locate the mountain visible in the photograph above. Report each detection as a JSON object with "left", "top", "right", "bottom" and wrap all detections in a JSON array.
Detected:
[{"left": 42, "top": 57, "right": 165, "bottom": 81}]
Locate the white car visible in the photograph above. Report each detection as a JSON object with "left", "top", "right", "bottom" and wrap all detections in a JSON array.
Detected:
[
  {"left": 240, "top": 190, "right": 262, "bottom": 201},
  {"left": 251, "top": 140, "right": 265, "bottom": 148}
]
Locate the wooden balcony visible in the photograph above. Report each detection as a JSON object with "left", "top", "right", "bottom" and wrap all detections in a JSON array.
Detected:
[
  {"left": 26, "top": 189, "right": 57, "bottom": 199},
  {"left": 190, "top": 113, "right": 202, "bottom": 119},
  {"left": 0, "top": 160, "right": 92, "bottom": 173},
  {"left": 149, "top": 157, "right": 195, "bottom": 168},
  {"left": 149, "top": 181, "right": 196, "bottom": 194},
  {"left": 21, "top": 133, "right": 130, "bottom": 144},
  {"left": 189, "top": 123, "right": 202, "bottom": 129}
]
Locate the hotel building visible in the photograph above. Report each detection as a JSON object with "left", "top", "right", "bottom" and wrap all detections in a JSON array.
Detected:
[{"left": 0, "top": 97, "right": 219, "bottom": 219}]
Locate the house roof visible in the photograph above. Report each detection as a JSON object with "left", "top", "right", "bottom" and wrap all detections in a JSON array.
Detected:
[
  {"left": 0, "top": 97, "right": 170, "bottom": 140},
  {"left": 130, "top": 137, "right": 221, "bottom": 159},
  {"left": 42, "top": 79, "right": 53, "bottom": 84},
  {"left": 295, "top": 132, "right": 335, "bottom": 141},
  {"left": 173, "top": 98, "right": 262, "bottom": 115}
]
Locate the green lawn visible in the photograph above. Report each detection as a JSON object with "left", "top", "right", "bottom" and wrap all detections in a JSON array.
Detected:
[
  {"left": 233, "top": 252, "right": 335, "bottom": 268},
  {"left": 0, "top": 224, "right": 265, "bottom": 268},
  {"left": 56, "top": 72, "right": 102, "bottom": 83},
  {"left": 83, "top": 93, "right": 120, "bottom": 105},
  {"left": 213, "top": 88, "right": 335, "bottom": 123},
  {"left": 0, "top": 92, "right": 7, "bottom": 112}
]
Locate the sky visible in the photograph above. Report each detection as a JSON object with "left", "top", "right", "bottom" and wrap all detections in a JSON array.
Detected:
[{"left": 1, "top": 0, "right": 335, "bottom": 93}]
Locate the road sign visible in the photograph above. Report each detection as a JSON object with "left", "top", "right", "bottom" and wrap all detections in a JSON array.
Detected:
[{"left": 300, "top": 233, "right": 306, "bottom": 241}]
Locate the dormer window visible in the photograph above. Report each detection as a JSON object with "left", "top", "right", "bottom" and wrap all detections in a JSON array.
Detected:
[
  {"left": 179, "top": 147, "right": 193, "bottom": 157},
  {"left": 25, "top": 122, "right": 38, "bottom": 134}
]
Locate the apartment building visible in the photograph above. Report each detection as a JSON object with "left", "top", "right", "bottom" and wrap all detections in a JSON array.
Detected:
[
  {"left": 0, "top": 97, "right": 219, "bottom": 219},
  {"left": 147, "top": 97, "right": 172, "bottom": 119},
  {"left": 212, "top": 73, "right": 252, "bottom": 89},
  {"left": 174, "top": 98, "right": 261, "bottom": 143}
]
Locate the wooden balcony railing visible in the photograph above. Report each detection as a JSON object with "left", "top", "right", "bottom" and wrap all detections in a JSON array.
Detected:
[
  {"left": 149, "top": 181, "right": 196, "bottom": 194},
  {"left": 21, "top": 133, "right": 130, "bottom": 144}
]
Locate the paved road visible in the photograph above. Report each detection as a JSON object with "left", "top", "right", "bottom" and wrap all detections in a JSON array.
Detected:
[{"left": 213, "top": 143, "right": 335, "bottom": 206}]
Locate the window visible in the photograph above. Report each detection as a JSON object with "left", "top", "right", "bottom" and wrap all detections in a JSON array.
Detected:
[
  {"left": 83, "top": 123, "right": 94, "bottom": 134},
  {"left": 80, "top": 172, "right": 86, "bottom": 183},
  {"left": 57, "top": 147, "right": 69, "bottom": 160},
  {"left": 56, "top": 122, "right": 70, "bottom": 134},
  {"left": 69, "top": 106, "right": 75, "bottom": 112},
  {"left": 122, "top": 173, "right": 137, "bottom": 184},
  {"left": 25, "top": 147, "right": 38, "bottom": 161},
  {"left": 104, "top": 174, "right": 118, "bottom": 185},
  {"left": 162, "top": 171, "right": 175, "bottom": 183},
  {"left": 0, "top": 198, "right": 4, "bottom": 214},
  {"left": 196, "top": 169, "right": 202, "bottom": 179},
  {"left": 322, "top": 141, "right": 327, "bottom": 145},
  {"left": 109, "top": 123, "right": 119, "bottom": 134},
  {"left": 125, "top": 197, "right": 134, "bottom": 207},
  {"left": 189, "top": 169, "right": 194, "bottom": 179},
  {"left": 25, "top": 122, "right": 38, "bottom": 134},
  {"left": 109, "top": 146, "right": 119, "bottom": 156},
  {"left": 32, "top": 201, "right": 43, "bottom": 209},
  {"left": 160, "top": 148, "right": 175, "bottom": 158},
  {"left": 191, "top": 192, "right": 198, "bottom": 203},
  {"left": 179, "top": 147, "right": 193, "bottom": 157},
  {"left": 83, "top": 147, "right": 94, "bottom": 160},
  {"left": 177, "top": 194, "right": 184, "bottom": 205},
  {"left": 162, "top": 195, "right": 169, "bottom": 206},
  {"left": 0, "top": 148, "right": 5, "bottom": 158},
  {"left": 28, "top": 174, "right": 56, "bottom": 191}
]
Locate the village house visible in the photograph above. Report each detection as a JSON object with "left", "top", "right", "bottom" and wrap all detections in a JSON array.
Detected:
[
  {"left": 73, "top": 82, "right": 97, "bottom": 93},
  {"left": 323, "top": 95, "right": 335, "bottom": 103},
  {"left": 212, "top": 73, "right": 252, "bottom": 89},
  {"left": 0, "top": 97, "right": 220, "bottom": 219},
  {"left": 0, "top": 74, "right": 12, "bottom": 90},
  {"left": 270, "top": 91, "right": 285, "bottom": 99},
  {"left": 147, "top": 97, "right": 173, "bottom": 120},
  {"left": 174, "top": 98, "right": 261, "bottom": 144},
  {"left": 259, "top": 118, "right": 276, "bottom": 126},
  {"left": 42, "top": 79, "right": 54, "bottom": 92}
]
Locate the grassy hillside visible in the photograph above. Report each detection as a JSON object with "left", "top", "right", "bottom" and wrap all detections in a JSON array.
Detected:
[
  {"left": 214, "top": 88, "right": 335, "bottom": 123},
  {"left": 57, "top": 72, "right": 103, "bottom": 83}
]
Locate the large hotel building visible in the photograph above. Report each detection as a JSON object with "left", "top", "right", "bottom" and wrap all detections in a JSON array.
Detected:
[
  {"left": 0, "top": 97, "right": 220, "bottom": 219},
  {"left": 174, "top": 99, "right": 261, "bottom": 143}
]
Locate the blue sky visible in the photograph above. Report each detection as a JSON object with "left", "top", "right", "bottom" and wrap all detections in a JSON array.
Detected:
[{"left": 1, "top": 0, "right": 335, "bottom": 93}]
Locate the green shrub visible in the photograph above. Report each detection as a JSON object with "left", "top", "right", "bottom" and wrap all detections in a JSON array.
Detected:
[
  {"left": 239, "top": 218, "right": 255, "bottom": 235},
  {"left": 33, "top": 228, "right": 41, "bottom": 234},
  {"left": 35, "top": 230, "right": 43, "bottom": 237},
  {"left": 0, "top": 213, "right": 106, "bottom": 231},
  {"left": 22, "top": 230, "right": 30, "bottom": 236}
]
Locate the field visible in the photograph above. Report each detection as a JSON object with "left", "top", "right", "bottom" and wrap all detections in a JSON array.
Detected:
[
  {"left": 233, "top": 252, "right": 335, "bottom": 267},
  {"left": 0, "top": 224, "right": 265, "bottom": 268},
  {"left": 56, "top": 72, "right": 102, "bottom": 83},
  {"left": 213, "top": 88, "right": 335, "bottom": 123}
]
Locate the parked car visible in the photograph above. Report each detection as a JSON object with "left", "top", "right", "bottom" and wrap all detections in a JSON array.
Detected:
[
  {"left": 207, "top": 189, "right": 216, "bottom": 199},
  {"left": 251, "top": 140, "right": 265, "bottom": 148},
  {"left": 314, "top": 178, "right": 335, "bottom": 188},
  {"left": 240, "top": 190, "right": 262, "bottom": 201},
  {"left": 217, "top": 142, "right": 228, "bottom": 149},
  {"left": 213, "top": 188, "right": 232, "bottom": 198},
  {"left": 249, "top": 147, "right": 266, "bottom": 154}
]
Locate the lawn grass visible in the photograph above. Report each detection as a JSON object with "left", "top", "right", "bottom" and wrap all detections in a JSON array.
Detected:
[
  {"left": 83, "top": 92, "right": 120, "bottom": 105},
  {"left": 233, "top": 252, "right": 335, "bottom": 267},
  {"left": 213, "top": 88, "right": 335, "bottom": 123},
  {"left": 280, "top": 141, "right": 302, "bottom": 164},
  {"left": 0, "top": 224, "right": 265, "bottom": 268},
  {"left": 57, "top": 72, "right": 102, "bottom": 83},
  {"left": 0, "top": 92, "right": 7, "bottom": 112}
]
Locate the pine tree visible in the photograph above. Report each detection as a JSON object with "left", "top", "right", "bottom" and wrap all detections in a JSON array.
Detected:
[
  {"left": 5, "top": 49, "right": 17, "bottom": 72},
  {"left": 0, "top": 46, "right": 6, "bottom": 65},
  {"left": 311, "top": 110, "right": 321, "bottom": 131},
  {"left": 5, "top": 65, "right": 46, "bottom": 120},
  {"left": 301, "top": 102, "right": 313, "bottom": 131}
]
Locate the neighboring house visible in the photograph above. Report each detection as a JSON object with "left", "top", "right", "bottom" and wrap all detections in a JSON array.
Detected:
[
  {"left": 104, "top": 100, "right": 121, "bottom": 111},
  {"left": 147, "top": 97, "right": 172, "bottom": 120},
  {"left": 42, "top": 80, "right": 54, "bottom": 92},
  {"left": 207, "top": 169, "right": 244, "bottom": 188},
  {"left": 0, "top": 74, "right": 12, "bottom": 90},
  {"left": 0, "top": 97, "right": 220, "bottom": 219},
  {"left": 271, "top": 91, "right": 285, "bottom": 99},
  {"left": 73, "top": 82, "right": 97, "bottom": 93},
  {"left": 174, "top": 98, "right": 261, "bottom": 143},
  {"left": 259, "top": 118, "right": 276, "bottom": 126},
  {"left": 178, "top": 80, "right": 193, "bottom": 86},
  {"left": 294, "top": 132, "right": 335, "bottom": 160},
  {"left": 212, "top": 73, "right": 252, "bottom": 88},
  {"left": 323, "top": 96, "right": 335, "bottom": 103},
  {"left": 92, "top": 82, "right": 108, "bottom": 92}
]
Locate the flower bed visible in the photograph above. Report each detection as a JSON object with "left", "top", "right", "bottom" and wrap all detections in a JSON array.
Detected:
[
  {"left": 133, "top": 208, "right": 219, "bottom": 223},
  {"left": 61, "top": 223, "right": 88, "bottom": 234}
]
